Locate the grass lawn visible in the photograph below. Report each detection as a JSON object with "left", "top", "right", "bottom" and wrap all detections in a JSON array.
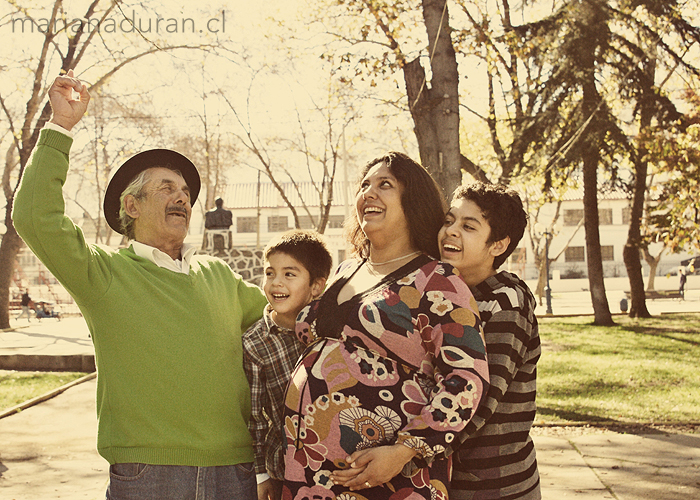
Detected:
[
  {"left": 536, "top": 312, "right": 700, "bottom": 424},
  {"left": 0, "top": 370, "right": 87, "bottom": 413},
  {"left": 2, "top": 314, "right": 699, "bottom": 425}
]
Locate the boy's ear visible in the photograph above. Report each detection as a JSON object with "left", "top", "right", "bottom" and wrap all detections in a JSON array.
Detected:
[
  {"left": 490, "top": 236, "right": 510, "bottom": 258},
  {"left": 311, "top": 277, "right": 327, "bottom": 298}
]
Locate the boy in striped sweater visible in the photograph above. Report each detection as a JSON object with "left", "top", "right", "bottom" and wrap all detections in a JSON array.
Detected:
[{"left": 439, "top": 182, "right": 541, "bottom": 499}]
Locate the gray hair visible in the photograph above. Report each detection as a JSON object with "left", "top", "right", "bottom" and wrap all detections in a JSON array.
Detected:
[{"left": 118, "top": 169, "right": 152, "bottom": 240}]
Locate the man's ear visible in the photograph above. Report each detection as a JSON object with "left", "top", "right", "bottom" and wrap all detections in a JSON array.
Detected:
[
  {"left": 311, "top": 277, "right": 327, "bottom": 298},
  {"left": 490, "top": 236, "right": 510, "bottom": 258},
  {"left": 123, "top": 194, "right": 140, "bottom": 219}
]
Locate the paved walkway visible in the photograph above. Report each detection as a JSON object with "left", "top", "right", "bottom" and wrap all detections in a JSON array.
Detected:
[{"left": 1, "top": 296, "right": 699, "bottom": 499}]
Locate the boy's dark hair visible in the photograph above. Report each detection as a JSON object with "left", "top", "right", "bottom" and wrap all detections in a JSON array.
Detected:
[
  {"left": 346, "top": 152, "right": 446, "bottom": 259},
  {"left": 264, "top": 229, "right": 333, "bottom": 283},
  {"left": 452, "top": 182, "right": 528, "bottom": 270}
]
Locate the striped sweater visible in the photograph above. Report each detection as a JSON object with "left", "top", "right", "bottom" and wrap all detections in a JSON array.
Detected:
[{"left": 449, "top": 271, "right": 541, "bottom": 499}]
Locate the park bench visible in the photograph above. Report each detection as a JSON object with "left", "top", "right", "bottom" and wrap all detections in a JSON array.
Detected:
[{"left": 624, "top": 289, "right": 683, "bottom": 300}]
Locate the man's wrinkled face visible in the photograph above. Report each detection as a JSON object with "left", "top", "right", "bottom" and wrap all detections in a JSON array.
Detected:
[{"left": 129, "top": 168, "right": 192, "bottom": 245}]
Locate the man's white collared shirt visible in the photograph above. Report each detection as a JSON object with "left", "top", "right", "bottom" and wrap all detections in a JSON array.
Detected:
[{"left": 130, "top": 241, "right": 197, "bottom": 274}]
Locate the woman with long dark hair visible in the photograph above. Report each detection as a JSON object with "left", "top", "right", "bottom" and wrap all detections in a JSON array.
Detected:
[{"left": 282, "top": 152, "right": 489, "bottom": 500}]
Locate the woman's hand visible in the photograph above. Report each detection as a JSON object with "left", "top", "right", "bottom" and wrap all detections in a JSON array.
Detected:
[{"left": 330, "top": 443, "right": 418, "bottom": 490}]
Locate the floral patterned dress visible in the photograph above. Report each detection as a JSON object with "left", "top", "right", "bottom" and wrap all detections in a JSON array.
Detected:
[{"left": 282, "top": 255, "right": 490, "bottom": 500}]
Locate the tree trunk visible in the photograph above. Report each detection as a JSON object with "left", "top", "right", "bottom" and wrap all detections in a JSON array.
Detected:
[
  {"left": 581, "top": 26, "right": 614, "bottom": 325},
  {"left": 624, "top": 244, "right": 650, "bottom": 317},
  {"left": 623, "top": 47, "right": 654, "bottom": 318},
  {"left": 403, "top": 0, "right": 462, "bottom": 200},
  {"left": 422, "top": 0, "right": 461, "bottom": 198},
  {"left": 624, "top": 168, "right": 651, "bottom": 317},
  {"left": 646, "top": 258, "right": 659, "bottom": 290},
  {"left": 0, "top": 207, "right": 24, "bottom": 329},
  {"left": 403, "top": 58, "right": 440, "bottom": 182},
  {"left": 641, "top": 246, "right": 663, "bottom": 291},
  {"left": 583, "top": 156, "right": 613, "bottom": 325},
  {"left": 622, "top": 170, "right": 651, "bottom": 318}
]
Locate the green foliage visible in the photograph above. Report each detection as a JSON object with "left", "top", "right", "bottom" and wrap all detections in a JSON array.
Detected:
[
  {"left": 317, "top": 0, "right": 422, "bottom": 77},
  {"left": 537, "top": 313, "right": 700, "bottom": 423},
  {"left": 646, "top": 93, "right": 700, "bottom": 253},
  {"left": 0, "top": 371, "right": 86, "bottom": 412}
]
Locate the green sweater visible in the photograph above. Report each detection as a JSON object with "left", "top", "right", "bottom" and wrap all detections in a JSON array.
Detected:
[{"left": 13, "top": 129, "right": 267, "bottom": 466}]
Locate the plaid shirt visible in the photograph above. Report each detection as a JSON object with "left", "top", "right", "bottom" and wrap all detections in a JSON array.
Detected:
[{"left": 242, "top": 305, "right": 306, "bottom": 480}]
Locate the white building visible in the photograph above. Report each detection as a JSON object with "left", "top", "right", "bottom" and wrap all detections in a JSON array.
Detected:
[
  {"left": 11, "top": 182, "right": 697, "bottom": 310},
  {"left": 513, "top": 188, "right": 696, "bottom": 281},
  {"left": 200, "top": 180, "right": 357, "bottom": 268},
  {"left": 208, "top": 182, "right": 697, "bottom": 283}
]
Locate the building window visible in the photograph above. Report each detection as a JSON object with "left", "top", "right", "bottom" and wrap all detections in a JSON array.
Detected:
[
  {"left": 268, "top": 216, "right": 289, "bottom": 233},
  {"left": 601, "top": 245, "right": 614, "bottom": 261},
  {"left": 19, "top": 253, "right": 39, "bottom": 267},
  {"left": 509, "top": 247, "right": 526, "bottom": 264},
  {"left": 622, "top": 207, "right": 631, "bottom": 225},
  {"left": 565, "top": 246, "right": 585, "bottom": 262},
  {"left": 599, "top": 208, "right": 613, "bottom": 225},
  {"left": 237, "top": 217, "right": 257, "bottom": 233},
  {"left": 337, "top": 249, "right": 346, "bottom": 262},
  {"left": 298, "top": 215, "right": 345, "bottom": 230},
  {"left": 564, "top": 209, "right": 584, "bottom": 226},
  {"left": 327, "top": 215, "right": 345, "bottom": 229},
  {"left": 298, "top": 216, "right": 314, "bottom": 230}
]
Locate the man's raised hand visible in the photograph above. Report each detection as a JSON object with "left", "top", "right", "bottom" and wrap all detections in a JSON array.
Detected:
[{"left": 48, "top": 69, "right": 90, "bottom": 131}]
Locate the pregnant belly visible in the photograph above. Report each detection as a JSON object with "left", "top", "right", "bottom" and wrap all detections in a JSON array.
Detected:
[{"left": 286, "top": 338, "right": 433, "bottom": 457}]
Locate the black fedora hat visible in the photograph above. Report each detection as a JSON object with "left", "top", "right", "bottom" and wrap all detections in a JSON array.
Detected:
[{"left": 103, "top": 149, "right": 200, "bottom": 235}]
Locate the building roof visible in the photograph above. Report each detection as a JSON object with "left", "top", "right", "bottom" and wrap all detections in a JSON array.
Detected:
[{"left": 221, "top": 180, "right": 354, "bottom": 209}]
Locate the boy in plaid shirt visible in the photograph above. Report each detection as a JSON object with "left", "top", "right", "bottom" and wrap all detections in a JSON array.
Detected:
[{"left": 243, "top": 230, "right": 333, "bottom": 500}]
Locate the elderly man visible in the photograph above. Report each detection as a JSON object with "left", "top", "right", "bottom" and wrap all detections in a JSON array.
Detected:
[{"left": 13, "top": 71, "right": 267, "bottom": 500}]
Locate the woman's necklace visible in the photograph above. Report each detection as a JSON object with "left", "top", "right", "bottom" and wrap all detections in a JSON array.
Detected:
[{"left": 368, "top": 250, "right": 421, "bottom": 266}]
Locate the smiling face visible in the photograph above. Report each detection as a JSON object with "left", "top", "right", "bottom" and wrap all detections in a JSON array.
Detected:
[
  {"left": 126, "top": 167, "right": 192, "bottom": 248},
  {"left": 355, "top": 162, "right": 409, "bottom": 243},
  {"left": 438, "top": 198, "right": 509, "bottom": 286},
  {"left": 263, "top": 252, "right": 325, "bottom": 330}
]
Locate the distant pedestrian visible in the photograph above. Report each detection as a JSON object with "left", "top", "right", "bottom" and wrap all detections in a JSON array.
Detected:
[
  {"left": 679, "top": 266, "right": 687, "bottom": 300},
  {"left": 16, "top": 290, "right": 33, "bottom": 322}
]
